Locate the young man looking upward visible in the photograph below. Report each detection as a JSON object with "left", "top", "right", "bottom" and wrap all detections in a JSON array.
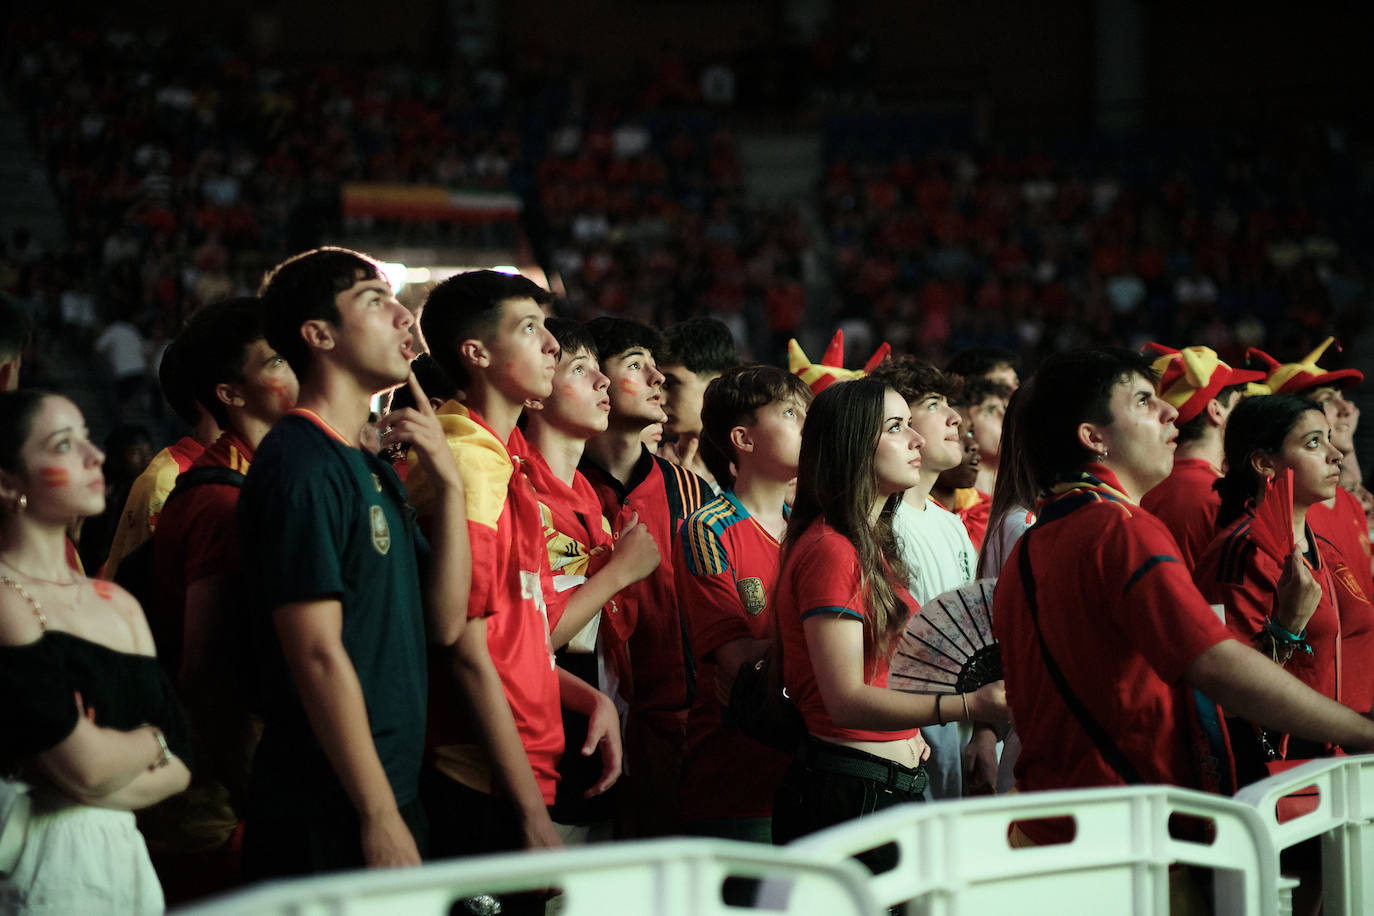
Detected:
[
  {"left": 676, "top": 363, "right": 811, "bottom": 841},
  {"left": 868, "top": 356, "right": 984, "bottom": 801},
  {"left": 1139, "top": 344, "right": 1261, "bottom": 569},
  {"left": 238, "top": 247, "right": 469, "bottom": 878},
  {"left": 930, "top": 403, "right": 984, "bottom": 549},
  {"left": 659, "top": 317, "right": 740, "bottom": 492},
  {"left": 522, "top": 316, "right": 660, "bottom": 839},
  {"left": 142, "top": 297, "right": 299, "bottom": 901},
  {"left": 409, "top": 272, "right": 622, "bottom": 876},
  {"left": 580, "top": 316, "right": 711, "bottom": 837}
]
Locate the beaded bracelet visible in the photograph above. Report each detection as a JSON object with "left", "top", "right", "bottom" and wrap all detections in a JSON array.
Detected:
[{"left": 1257, "top": 618, "right": 1313, "bottom": 664}]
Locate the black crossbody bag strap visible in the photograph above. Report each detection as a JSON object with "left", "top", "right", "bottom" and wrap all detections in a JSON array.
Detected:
[{"left": 1018, "top": 530, "right": 1145, "bottom": 785}]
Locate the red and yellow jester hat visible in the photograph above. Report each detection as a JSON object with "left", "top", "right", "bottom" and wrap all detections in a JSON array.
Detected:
[
  {"left": 1246, "top": 337, "right": 1363, "bottom": 395},
  {"left": 788, "top": 330, "right": 891, "bottom": 394},
  {"left": 1143, "top": 343, "right": 1265, "bottom": 424}
]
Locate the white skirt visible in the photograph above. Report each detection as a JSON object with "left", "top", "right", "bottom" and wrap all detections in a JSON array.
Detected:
[{"left": 0, "top": 788, "right": 163, "bottom": 915}]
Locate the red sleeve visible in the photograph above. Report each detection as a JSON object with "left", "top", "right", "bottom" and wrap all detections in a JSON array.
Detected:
[
  {"left": 792, "top": 530, "right": 865, "bottom": 619},
  {"left": 465, "top": 513, "right": 504, "bottom": 619},
  {"left": 675, "top": 523, "right": 754, "bottom": 662}
]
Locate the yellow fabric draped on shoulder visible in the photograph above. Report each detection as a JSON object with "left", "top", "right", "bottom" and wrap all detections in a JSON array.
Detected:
[{"left": 405, "top": 399, "right": 512, "bottom": 530}]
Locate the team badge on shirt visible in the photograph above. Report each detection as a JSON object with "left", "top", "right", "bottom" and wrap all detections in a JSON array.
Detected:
[
  {"left": 370, "top": 505, "right": 391, "bottom": 554},
  {"left": 736, "top": 577, "right": 767, "bottom": 616}
]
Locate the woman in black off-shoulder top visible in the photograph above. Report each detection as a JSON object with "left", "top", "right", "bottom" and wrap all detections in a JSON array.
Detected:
[{"left": 0, "top": 391, "right": 191, "bottom": 915}]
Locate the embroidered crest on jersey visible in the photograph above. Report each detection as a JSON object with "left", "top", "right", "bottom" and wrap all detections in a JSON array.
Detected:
[
  {"left": 1332, "top": 561, "right": 1368, "bottom": 604},
  {"left": 370, "top": 505, "right": 391, "bottom": 554},
  {"left": 736, "top": 576, "right": 767, "bottom": 616},
  {"left": 371, "top": 472, "right": 383, "bottom": 493}
]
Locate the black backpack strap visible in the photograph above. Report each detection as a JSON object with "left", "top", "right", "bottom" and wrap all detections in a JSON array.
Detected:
[
  {"left": 164, "top": 466, "right": 246, "bottom": 507},
  {"left": 1017, "top": 529, "right": 1145, "bottom": 785}
]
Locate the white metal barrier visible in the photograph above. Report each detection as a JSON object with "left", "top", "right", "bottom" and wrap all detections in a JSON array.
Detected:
[
  {"left": 172, "top": 837, "right": 879, "bottom": 916},
  {"left": 789, "top": 786, "right": 1278, "bottom": 915},
  {"left": 1233, "top": 754, "right": 1374, "bottom": 916}
]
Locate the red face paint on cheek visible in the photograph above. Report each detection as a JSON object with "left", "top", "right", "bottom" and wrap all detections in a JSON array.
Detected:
[
  {"left": 265, "top": 379, "right": 295, "bottom": 412},
  {"left": 91, "top": 580, "right": 115, "bottom": 600},
  {"left": 38, "top": 467, "right": 68, "bottom": 486},
  {"left": 618, "top": 379, "right": 640, "bottom": 395}
]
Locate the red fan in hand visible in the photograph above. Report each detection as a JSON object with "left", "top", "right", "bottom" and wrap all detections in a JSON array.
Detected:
[
  {"left": 889, "top": 579, "right": 1001, "bottom": 695},
  {"left": 1249, "top": 468, "right": 1295, "bottom": 564}
]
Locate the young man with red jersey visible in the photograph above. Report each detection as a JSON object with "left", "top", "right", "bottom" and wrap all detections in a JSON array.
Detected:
[
  {"left": 101, "top": 327, "right": 221, "bottom": 578},
  {"left": 522, "top": 317, "right": 659, "bottom": 839},
  {"left": 408, "top": 273, "right": 620, "bottom": 890},
  {"left": 675, "top": 364, "right": 811, "bottom": 841},
  {"left": 658, "top": 317, "right": 741, "bottom": 494},
  {"left": 142, "top": 298, "right": 298, "bottom": 902},
  {"left": 995, "top": 350, "right": 1374, "bottom": 858},
  {"left": 579, "top": 316, "right": 711, "bottom": 837},
  {"left": 1139, "top": 343, "right": 1263, "bottom": 568}
]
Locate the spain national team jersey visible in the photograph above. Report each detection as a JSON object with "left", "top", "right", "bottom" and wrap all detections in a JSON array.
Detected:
[
  {"left": 407, "top": 401, "right": 563, "bottom": 804},
  {"left": 675, "top": 491, "right": 793, "bottom": 821},
  {"left": 1140, "top": 457, "right": 1222, "bottom": 569},
  {"left": 994, "top": 467, "right": 1232, "bottom": 842},
  {"left": 775, "top": 519, "right": 922, "bottom": 743},
  {"left": 1196, "top": 515, "right": 1342, "bottom": 730},
  {"left": 580, "top": 447, "right": 710, "bottom": 717}
]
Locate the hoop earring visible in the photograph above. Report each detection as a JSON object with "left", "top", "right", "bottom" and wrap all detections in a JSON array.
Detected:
[{"left": 14, "top": 494, "right": 26, "bottom": 512}]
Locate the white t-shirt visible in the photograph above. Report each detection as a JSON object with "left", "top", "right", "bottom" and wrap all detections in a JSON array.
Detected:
[
  {"left": 891, "top": 495, "right": 980, "bottom": 801},
  {"left": 891, "top": 496, "right": 977, "bottom": 605}
]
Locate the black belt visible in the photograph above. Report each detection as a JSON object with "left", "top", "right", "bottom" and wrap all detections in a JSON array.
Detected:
[{"left": 798, "top": 739, "right": 929, "bottom": 797}]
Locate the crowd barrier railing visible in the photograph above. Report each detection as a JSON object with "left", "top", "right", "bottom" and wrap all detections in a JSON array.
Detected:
[
  {"left": 172, "top": 836, "right": 879, "bottom": 916},
  {"left": 1233, "top": 754, "right": 1374, "bottom": 916},
  {"left": 788, "top": 786, "right": 1278, "bottom": 916}
]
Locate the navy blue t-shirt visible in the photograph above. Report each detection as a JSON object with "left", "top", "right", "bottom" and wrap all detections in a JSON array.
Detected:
[{"left": 238, "top": 413, "right": 428, "bottom": 816}]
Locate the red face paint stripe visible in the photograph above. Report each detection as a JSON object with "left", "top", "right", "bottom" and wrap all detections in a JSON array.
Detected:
[{"left": 39, "top": 467, "right": 69, "bottom": 486}]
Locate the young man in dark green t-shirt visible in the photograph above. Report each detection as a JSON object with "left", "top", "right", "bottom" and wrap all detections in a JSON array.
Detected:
[{"left": 238, "top": 247, "right": 470, "bottom": 879}]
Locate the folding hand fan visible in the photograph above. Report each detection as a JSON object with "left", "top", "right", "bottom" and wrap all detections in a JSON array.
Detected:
[
  {"left": 1248, "top": 468, "right": 1295, "bottom": 564},
  {"left": 889, "top": 578, "right": 1002, "bottom": 694}
]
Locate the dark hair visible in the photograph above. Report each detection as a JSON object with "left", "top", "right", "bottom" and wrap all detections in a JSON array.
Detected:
[
  {"left": 783, "top": 378, "right": 909, "bottom": 659},
  {"left": 389, "top": 353, "right": 458, "bottom": 415},
  {"left": 418, "top": 270, "right": 553, "bottom": 390},
  {"left": 0, "top": 389, "right": 48, "bottom": 475},
  {"left": 544, "top": 316, "right": 598, "bottom": 361},
  {"left": 1215, "top": 394, "right": 1325, "bottom": 528},
  {"left": 157, "top": 335, "right": 199, "bottom": 426},
  {"left": 1175, "top": 383, "right": 1245, "bottom": 445},
  {"left": 946, "top": 347, "right": 1020, "bottom": 380},
  {"left": 661, "top": 317, "right": 740, "bottom": 375},
  {"left": 977, "top": 382, "right": 1039, "bottom": 575},
  {"left": 867, "top": 354, "right": 962, "bottom": 404},
  {"left": 1020, "top": 348, "right": 1158, "bottom": 493},
  {"left": 699, "top": 364, "right": 812, "bottom": 489},
  {"left": 259, "top": 247, "right": 383, "bottom": 383},
  {"left": 0, "top": 296, "right": 31, "bottom": 360},
  {"left": 179, "top": 298, "right": 269, "bottom": 429},
  {"left": 957, "top": 377, "right": 1013, "bottom": 410},
  {"left": 584, "top": 316, "right": 664, "bottom": 365}
]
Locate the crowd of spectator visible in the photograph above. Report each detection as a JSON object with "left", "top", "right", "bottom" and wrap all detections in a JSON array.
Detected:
[{"left": 2, "top": 17, "right": 1370, "bottom": 445}]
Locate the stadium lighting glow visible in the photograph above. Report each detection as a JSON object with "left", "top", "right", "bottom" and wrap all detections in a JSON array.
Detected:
[{"left": 379, "top": 262, "right": 408, "bottom": 293}]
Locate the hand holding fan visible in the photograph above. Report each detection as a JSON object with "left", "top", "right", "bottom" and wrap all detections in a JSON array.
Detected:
[
  {"left": 1249, "top": 468, "right": 1295, "bottom": 564},
  {"left": 889, "top": 578, "right": 1002, "bottom": 695}
]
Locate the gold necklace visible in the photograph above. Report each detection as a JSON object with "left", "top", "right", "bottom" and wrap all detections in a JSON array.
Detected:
[{"left": 0, "top": 556, "right": 82, "bottom": 588}]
